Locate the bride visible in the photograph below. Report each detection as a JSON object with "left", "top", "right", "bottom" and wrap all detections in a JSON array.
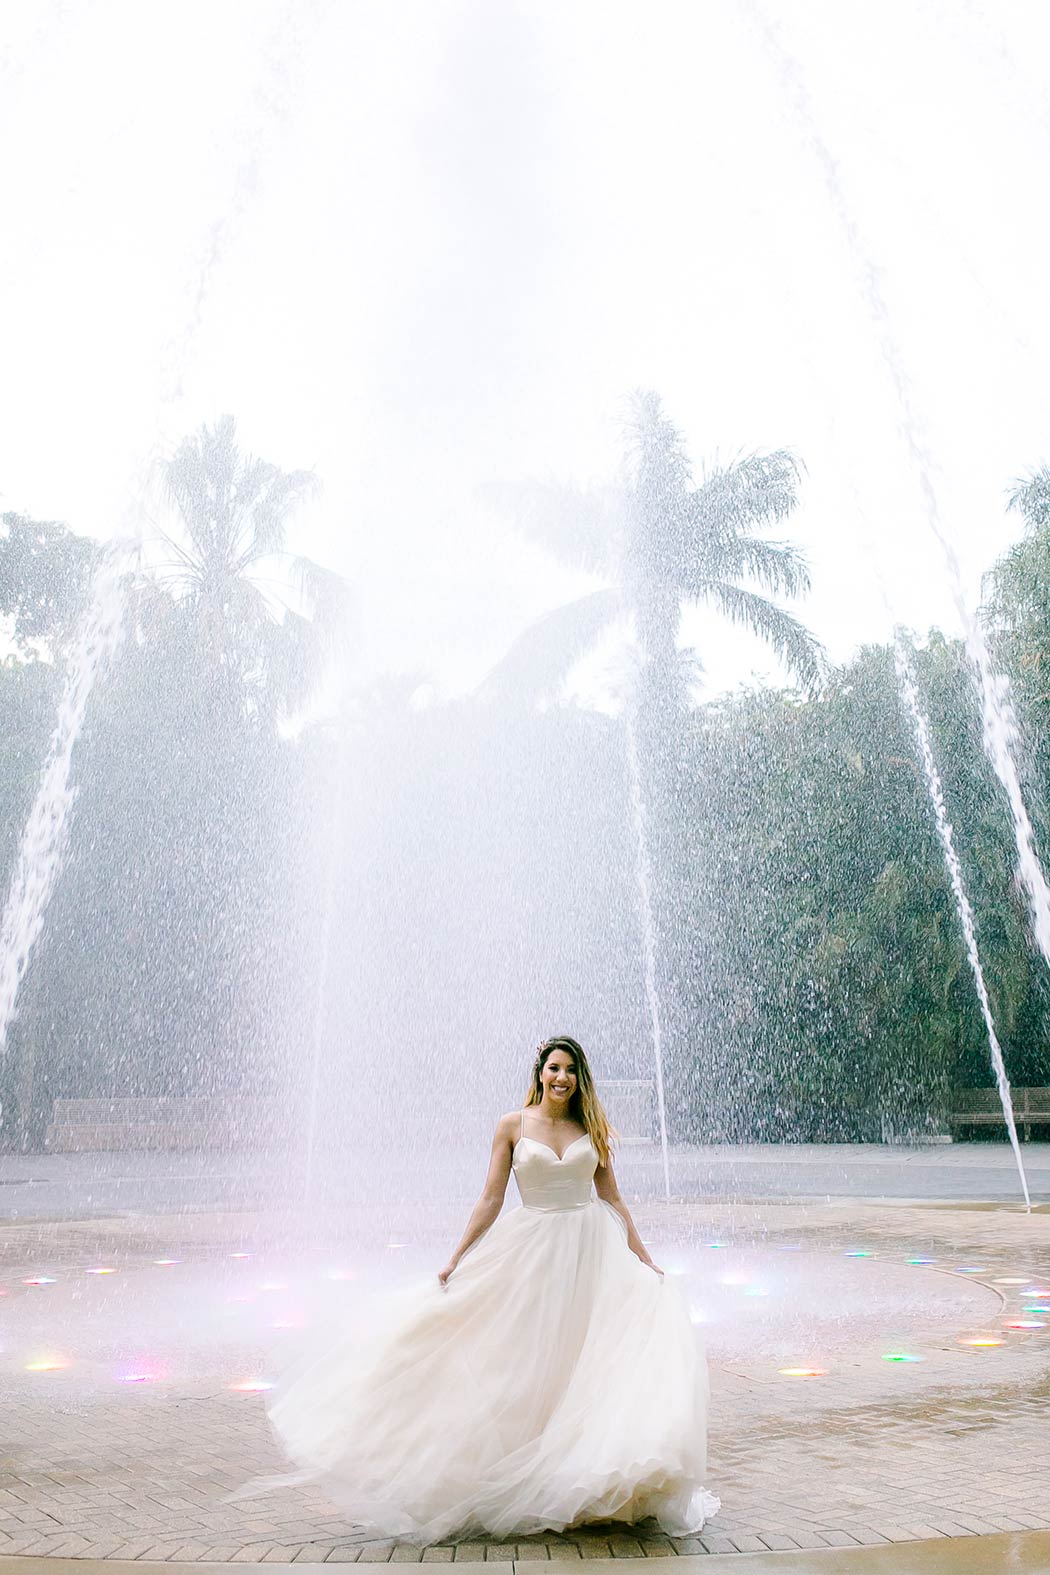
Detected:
[{"left": 267, "top": 1036, "right": 719, "bottom": 1542}]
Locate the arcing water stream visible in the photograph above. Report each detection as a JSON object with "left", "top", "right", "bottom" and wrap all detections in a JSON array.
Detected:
[
  {"left": 965, "top": 629, "right": 1050, "bottom": 962},
  {"left": 0, "top": 557, "right": 126, "bottom": 1123},
  {"left": 0, "top": 7, "right": 326, "bottom": 1141},
  {"left": 752, "top": 3, "right": 1046, "bottom": 1189},
  {"left": 752, "top": 6, "right": 1050, "bottom": 963},
  {"left": 894, "top": 635, "right": 1031, "bottom": 1210},
  {"left": 302, "top": 722, "right": 349, "bottom": 1208},
  {"left": 840, "top": 472, "right": 1030, "bottom": 1201},
  {"left": 624, "top": 706, "right": 672, "bottom": 1202}
]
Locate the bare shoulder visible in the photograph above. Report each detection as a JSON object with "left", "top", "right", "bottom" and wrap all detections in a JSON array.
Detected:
[{"left": 494, "top": 1110, "right": 522, "bottom": 1144}]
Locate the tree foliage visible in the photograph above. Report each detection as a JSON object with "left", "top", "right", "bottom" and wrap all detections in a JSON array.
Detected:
[
  {"left": 2, "top": 425, "right": 1050, "bottom": 1150},
  {"left": 154, "top": 414, "right": 352, "bottom": 724},
  {"left": 483, "top": 391, "right": 824, "bottom": 702},
  {"left": 0, "top": 512, "right": 96, "bottom": 654}
]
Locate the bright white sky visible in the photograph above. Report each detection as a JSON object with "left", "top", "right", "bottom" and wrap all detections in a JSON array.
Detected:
[{"left": 2, "top": 0, "right": 1050, "bottom": 701}]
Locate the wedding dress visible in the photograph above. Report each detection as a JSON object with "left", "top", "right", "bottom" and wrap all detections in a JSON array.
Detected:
[{"left": 267, "top": 1112, "right": 719, "bottom": 1542}]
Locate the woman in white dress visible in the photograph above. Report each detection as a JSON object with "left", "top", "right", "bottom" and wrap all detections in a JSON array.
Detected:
[{"left": 267, "top": 1036, "right": 719, "bottom": 1543}]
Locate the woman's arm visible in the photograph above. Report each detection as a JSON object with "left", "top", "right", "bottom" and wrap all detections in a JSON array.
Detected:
[
  {"left": 594, "top": 1159, "right": 663, "bottom": 1275},
  {"left": 437, "top": 1114, "right": 516, "bottom": 1285}
]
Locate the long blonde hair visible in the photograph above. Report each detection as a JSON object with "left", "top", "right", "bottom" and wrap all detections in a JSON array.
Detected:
[{"left": 523, "top": 1036, "right": 614, "bottom": 1168}]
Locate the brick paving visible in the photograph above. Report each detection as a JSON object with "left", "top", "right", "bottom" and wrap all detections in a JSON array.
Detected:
[{"left": 0, "top": 1195, "right": 1048, "bottom": 1559}]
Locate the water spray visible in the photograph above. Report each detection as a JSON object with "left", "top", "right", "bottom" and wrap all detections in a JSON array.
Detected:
[
  {"left": 624, "top": 707, "right": 672, "bottom": 1202},
  {"left": 0, "top": 6, "right": 327, "bottom": 1142},
  {"left": 748, "top": 3, "right": 1040, "bottom": 1207},
  {"left": 302, "top": 723, "right": 347, "bottom": 1210},
  {"left": 0, "top": 556, "right": 126, "bottom": 1141},
  {"left": 750, "top": 2, "right": 1050, "bottom": 980},
  {"left": 842, "top": 486, "right": 1029, "bottom": 1203},
  {"left": 894, "top": 635, "right": 1031, "bottom": 1211}
]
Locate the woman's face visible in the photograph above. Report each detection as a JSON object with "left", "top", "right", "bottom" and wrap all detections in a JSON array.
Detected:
[{"left": 541, "top": 1050, "right": 578, "bottom": 1104}]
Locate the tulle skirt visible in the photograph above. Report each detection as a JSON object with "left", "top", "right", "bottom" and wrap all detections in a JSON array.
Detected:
[{"left": 267, "top": 1199, "right": 719, "bottom": 1542}]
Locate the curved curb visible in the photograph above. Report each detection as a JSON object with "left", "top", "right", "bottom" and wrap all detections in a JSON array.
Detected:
[{"left": 5, "top": 1529, "right": 1050, "bottom": 1568}]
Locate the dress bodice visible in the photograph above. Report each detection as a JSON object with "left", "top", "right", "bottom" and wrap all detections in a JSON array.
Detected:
[{"left": 512, "top": 1129, "right": 596, "bottom": 1212}]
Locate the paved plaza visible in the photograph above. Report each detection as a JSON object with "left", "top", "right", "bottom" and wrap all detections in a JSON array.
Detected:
[
  {"left": 0, "top": 1146, "right": 1048, "bottom": 1565},
  {"left": 1, "top": 1140, "right": 1046, "bottom": 1226}
]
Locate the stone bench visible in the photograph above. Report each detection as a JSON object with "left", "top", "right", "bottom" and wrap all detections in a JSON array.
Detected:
[
  {"left": 45, "top": 1096, "right": 286, "bottom": 1153},
  {"left": 949, "top": 1086, "right": 1050, "bottom": 1142}
]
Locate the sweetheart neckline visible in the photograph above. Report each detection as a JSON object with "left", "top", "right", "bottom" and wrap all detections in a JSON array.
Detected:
[{"left": 514, "top": 1133, "right": 591, "bottom": 1163}]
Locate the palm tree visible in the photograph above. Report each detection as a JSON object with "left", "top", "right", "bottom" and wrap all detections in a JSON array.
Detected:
[
  {"left": 482, "top": 390, "right": 823, "bottom": 707},
  {"left": 483, "top": 392, "right": 823, "bottom": 1151},
  {"left": 151, "top": 414, "right": 351, "bottom": 724}
]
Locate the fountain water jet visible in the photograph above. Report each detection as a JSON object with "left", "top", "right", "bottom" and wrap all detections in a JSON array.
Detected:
[
  {"left": 750, "top": 3, "right": 1050, "bottom": 971},
  {"left": 302, "top": 853, "right": 337, "bottom": 1208},
  {"left": 894, "top": 634, "right": 1031, "bottom": 1211},
  {"left": 0, "top": 5, "right": 329, "bottom": 1147},
  {"left": 838, "top": 484, "right": 1030, "bottom": 1193},
  {"left": 301, "top": 722, "right": 349, "bottom": 1209},
  {"left": 0, "top": 555, "right": 126, "bottom": 1141},
  {"left": 748, "top": 5, "right": 1046, "bottom": 1199},
  {"left": 624, "top": 705, "right": 672, "bottom": 1202}
]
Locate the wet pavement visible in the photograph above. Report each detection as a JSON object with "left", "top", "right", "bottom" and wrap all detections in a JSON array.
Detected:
[
  {"left": 0, "top": 1180, "right": 1049, "bottom": 1562},
  {"left": 0, "top": 1140, "right": 1047, "bottom": 1223}
]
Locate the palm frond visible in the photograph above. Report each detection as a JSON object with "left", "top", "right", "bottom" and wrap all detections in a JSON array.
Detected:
[
  {"left": 265, "top": 607, "right": 324, "bottom": 715},
  {"left": 164, "top": 414, "right": 241, "bottom": 561},
  {"left": 163, "top": 441, "right": 212, "bottom": 558},
  {"left": 227, "top": 575, "right": 278, "bottom": 632},
  {"left": 687, "top": 532, "right": 811, "bottom": 599},
  {"left": 477, "top": 587, "right": 621, "bottom": 704},
  {"left": 702, "top": 581, "right": 825, "bottom": 691},
  {"left": 287, "top": 553, "right": 357, "bottom": 658},
  {"left": 246, "top": 467, "right": 319, "bottom": 562},
  {"left": 691, "top": 451, "right": 802, "bottom": 543},
  {"left": 288, "top": 553, "right": 352, "bottom": 615},
  {"left": 164, "top": 416, "right": 318, "bottom": 575},
  {"left": 155, "top": 529, "right": 204, "bottom": 582},
  {"left": 479, "top": 479, "right": 620, "bottom": 576},
  {"left": 1008, "top": 466, "right": 1050, "bottom": 531}
]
